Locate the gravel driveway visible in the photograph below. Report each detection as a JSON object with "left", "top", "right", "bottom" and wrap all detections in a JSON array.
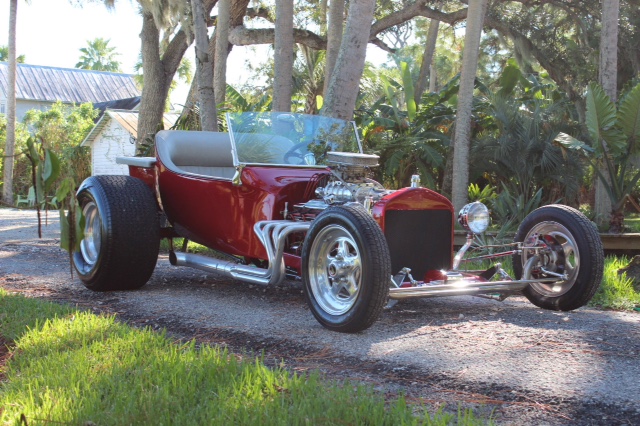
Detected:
[{"left": 1, "top": 207, "right": 639, "bottom": 425}]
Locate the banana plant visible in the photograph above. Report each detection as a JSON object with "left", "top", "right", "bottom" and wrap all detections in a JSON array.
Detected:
[
  {"left": 24, "top": 136, "right": 60, "bottom": 237},
  {"left": 555, "top": 82, "right": 640, "bottom": 232},
  {"left": 25, "top": 135, "right": 83, "bottom": 274}
]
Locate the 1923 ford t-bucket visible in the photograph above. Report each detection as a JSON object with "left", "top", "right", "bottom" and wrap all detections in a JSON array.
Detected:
[{"left": 73, "top": 112, "right": 604, "bottom": 332}]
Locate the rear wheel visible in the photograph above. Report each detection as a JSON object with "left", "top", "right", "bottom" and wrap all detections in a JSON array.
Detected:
[
  {"left": 302, "top": 204, "right": 391, "bottom": 332},
  {"left": 513, "top": 205, "right": 604, "bottom": 311},
  {"left": 73, "top": 175, "right": 160, "bottom": 291}
]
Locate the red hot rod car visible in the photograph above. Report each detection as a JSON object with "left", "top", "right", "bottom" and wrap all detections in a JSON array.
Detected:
[{"left": 73, "top": 112, "right": 604, "bottom": 332}]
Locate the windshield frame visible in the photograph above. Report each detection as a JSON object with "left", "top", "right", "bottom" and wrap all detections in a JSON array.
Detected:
[{"left": 226, "top": 112, "right": 363, "bottom": 167}]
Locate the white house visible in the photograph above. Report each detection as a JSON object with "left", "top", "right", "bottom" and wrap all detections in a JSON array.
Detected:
[
  {"left": 0, "top": 62, "right": 140, "bottom": 121},
  {"left": 81, "top": 109, "right": 179, "bottom": 175}
]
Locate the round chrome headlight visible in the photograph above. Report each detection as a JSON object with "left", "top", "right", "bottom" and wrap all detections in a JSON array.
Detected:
[{"left": 458, "top": 202, "right": 490, "bottom": 234}]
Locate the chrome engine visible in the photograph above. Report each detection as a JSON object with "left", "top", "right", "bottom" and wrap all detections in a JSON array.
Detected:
[{"left": 297, "top": 152, "right": 392, "bottom": 212}]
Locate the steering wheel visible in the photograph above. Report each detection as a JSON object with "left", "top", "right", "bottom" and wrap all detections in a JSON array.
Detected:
[{"left": 283, "top": 142, "right": 312, "bottom": 164}]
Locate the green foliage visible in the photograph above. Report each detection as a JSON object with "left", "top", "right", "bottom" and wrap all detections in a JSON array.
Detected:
[
  {"left": 0, "top": 292, "right": 483, "bottom": 425},
  {"left": 75, "top": 37, "right": 122, "bottom": 72},
  {"left": 490, "top": 186, "right": 547, "bottom": 231},
  {"left": 22, "top": 101, "right": 97, "bottom": 189},
  {"left": 0, "top": 44, "right": 25, "bottom": 62},
  {"left": 471, "top": 64, "right": 583, "bottom": 207},
  {"left": 356, "top": 65, "right": 455, "bottom": 189},
  {"left": 56, "top": 176, "right": 84, "bottom": 253},
  {"left": 468, "top": 183, "right": 496, "bottom": 205},
  {"left": 225, "top": 85, "right": 272, "bottom": 113},
  {"left": 590, "top": 256, "right": 640, "bottom": 310},
  {"left": 555, "top": 81, "right": 640, "bottom": 231},
  {"left": 0, "top": 115, "right": 30, "bottom": 197}
]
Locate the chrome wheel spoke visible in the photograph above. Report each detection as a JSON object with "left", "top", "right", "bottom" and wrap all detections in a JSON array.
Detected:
[
  {"left": 309, "top": 225, "right": 362, "bottom": 316},
  {"left": 522, "top": 221, "right": 580, "bottom": 297}
]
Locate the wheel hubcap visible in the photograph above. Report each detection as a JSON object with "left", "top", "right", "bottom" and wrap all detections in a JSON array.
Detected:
[
  {"left": 309, "top": 225, "right": 362, "bottom": 315},
  {"left": 80, "top": 201, "right": 102, "bottom": 266},
  {"left": 522, "top": 221, "right": 579, "bottom": 296}
]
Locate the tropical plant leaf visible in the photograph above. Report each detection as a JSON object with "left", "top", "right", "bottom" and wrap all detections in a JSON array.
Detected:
[
  {"left": 59, "top": 209, "right": 71, "bottom": 251},
  {"left": 43, "top": 149, "right": 61, "bottom": 192},
  {"left": 585, "top": 83, "right": 617, "bottom": 149},
  {"left": 497, "top": 62, "right": 521, "bottom": 97},
  {"left": 35, "top": 163, "right": 45, "bottom": 205},
  {"left": 414, "top": 140, "right": 443, "bottom": 166},
  {"left": 55, "top": 177, "right": 75, "bottom": 202},
  {"left": 400, "top": 62, "right": 416, "bottom": 122},
  {"left": 26, "top": 137, "right": 40, "bottom": 166},
  {"left": 225, "top": 85, "right": 248, "bottom": 111},
  {"left": 554, "top": 132, "right": 594, "bottom": 154},
  {"left": 617, "top": 82, "right": 640, "bottom": 143}
]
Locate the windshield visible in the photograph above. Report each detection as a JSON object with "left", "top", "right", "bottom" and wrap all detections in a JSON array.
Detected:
[{"left": 226, "top": 112, "right": 362, "bottom": 166}]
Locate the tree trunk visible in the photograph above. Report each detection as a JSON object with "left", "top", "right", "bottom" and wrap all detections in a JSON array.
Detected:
[
  {"left": 138, "top": 13, "right": 172, "bottom": 145},
  {"left": 319, "top": 0, "right": 328, "bottom": 31},
  {"left": 429, "top": 56, "right": 438, "bottom": 92},
  {"left": 214, "top": 0, "right": 231, "bottom": 106},
  {"left": 595, "top": 0, "right": 619, "bottom": 228},
  {"left": 323, "top": 0, "right": 345, "bottom": 97},
  {"left": 322, "top": 0, "right": 376, "bottom": 121},
  {"left": 273, "top": 0, "right": 294, "bottom": 112},
  {"left": 192, "top": 0, "right": 217, "bottom": 131},
  {"left": 2, "top": 0, "right": 17, "bottom": 206},
  {"left": 137, "top": 1, "right": 217, "bottom": 145},
  {"left": 415, "top": 18, "right": 440, "bottom": 104},
  {"left": 451, "top": 0, "right": 488, "bottom": 214}
]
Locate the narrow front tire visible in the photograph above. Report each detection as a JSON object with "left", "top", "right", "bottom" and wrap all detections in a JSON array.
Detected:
[
  {"left": 513, "top": 205, "right": 604, "bottom": 311},
  {"left": 302, "top": 204, "right": 391, "bottom": 332}
]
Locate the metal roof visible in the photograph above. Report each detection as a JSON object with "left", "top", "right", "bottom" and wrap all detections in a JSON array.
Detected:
[
  {"left": 93, "top": 96, "right": 141, "bottom": 115},
  {"left": 81, "top": 109, "right": 180, "bottom": 146},
  {"left": 0, "top": 62, "right": 140, "bottom": 103}
]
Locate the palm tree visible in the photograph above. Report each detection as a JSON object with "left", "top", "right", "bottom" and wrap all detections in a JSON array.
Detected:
[
  {"left": 593, "top": 0, "right": 620, "bottom": 226},
  {"left": 273, "top": 0, "right": 295, "bottom": 112},
  {"left": 322, "top": 0, "right": 376, "bottom": 120},
  {"left": 451, "top": 0, "right": 489, "bottom": 214},
  {"left": 2, "top": 0, "right": 19, "bottom": 206},
  {"left": 191, "top": 0, "right": 216, "bottom": 131},
  {"left": 75, "top": 38, "right": 122, "bottom": 72},
  {"left": 293, "top": 45, "right": 324, "bottom": 114}
]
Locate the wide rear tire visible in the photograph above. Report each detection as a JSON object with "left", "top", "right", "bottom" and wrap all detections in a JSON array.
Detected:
[
  {"left": 302, "top": 204, "right": 391, "bottom": 332},
  {"left": 513, "top": 204, "right": 604, "bottom": 311},
  {"left": 73, "top": 175, "right": 160, "bottom": 291}
]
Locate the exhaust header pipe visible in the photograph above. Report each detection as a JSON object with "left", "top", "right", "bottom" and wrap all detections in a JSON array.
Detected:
[{"left": 170, "top": 220, "right": 310, "bottom": 286}]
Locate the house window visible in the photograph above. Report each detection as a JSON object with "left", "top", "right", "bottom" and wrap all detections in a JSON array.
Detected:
[{"left": 0, "top": 101, "right": 5, "bottom": 115}]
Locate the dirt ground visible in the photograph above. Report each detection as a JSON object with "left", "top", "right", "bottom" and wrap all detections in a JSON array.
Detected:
[{"left": 1, "top": 207, "right": 639, "bottom": 425}]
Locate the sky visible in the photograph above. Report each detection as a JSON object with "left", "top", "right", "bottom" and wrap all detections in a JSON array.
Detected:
[{"left": 0, "top": 0, "right": 392, "bottom": 106}]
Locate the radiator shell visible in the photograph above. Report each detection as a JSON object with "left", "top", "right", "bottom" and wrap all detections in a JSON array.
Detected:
[{"left": 372, "top": 188, "right": 454, "bottom": 279}]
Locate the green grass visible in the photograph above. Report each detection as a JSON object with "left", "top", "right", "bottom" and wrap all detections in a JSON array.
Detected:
[
  {"left": 159, "top": 237, "right": 220, "bottom": 256},
  {"left": 460, "top": 253, "right": 639, "bottom": 311},
  {"left": 0, "top": 289, "right": 485, "bottom": 425},
  {"left": 623, "top": 213, "right": 640, "bottom": 232},
  {"left": 590, "top": 256, "right": 640, "bottom": 310}
]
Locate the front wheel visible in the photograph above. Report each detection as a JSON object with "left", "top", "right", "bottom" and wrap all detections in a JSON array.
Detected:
[
  {"left": 73, "top": 175, "right": 160, "bottom": 291},
  {"left": 513, "top": 205, "right": 604, "bottom": 311},
  {"left": 301, "top": 204, "right": 391, "bottom": 332}
]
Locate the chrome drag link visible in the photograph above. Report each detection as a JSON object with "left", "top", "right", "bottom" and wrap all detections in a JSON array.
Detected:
[
  {"left": 171, "top": 220, "right": 310, "bottom": 286},
  {"left": 388, "top": 277, "right": 562, "bottom": 300}
]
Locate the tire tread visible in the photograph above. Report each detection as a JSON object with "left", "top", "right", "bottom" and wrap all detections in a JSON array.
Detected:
[
  {"left": 514, "top": 204, "right": 604, "bottom": 311},
  {"left": 75, "top": 175, "right": 160, "bottom": 291}
]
